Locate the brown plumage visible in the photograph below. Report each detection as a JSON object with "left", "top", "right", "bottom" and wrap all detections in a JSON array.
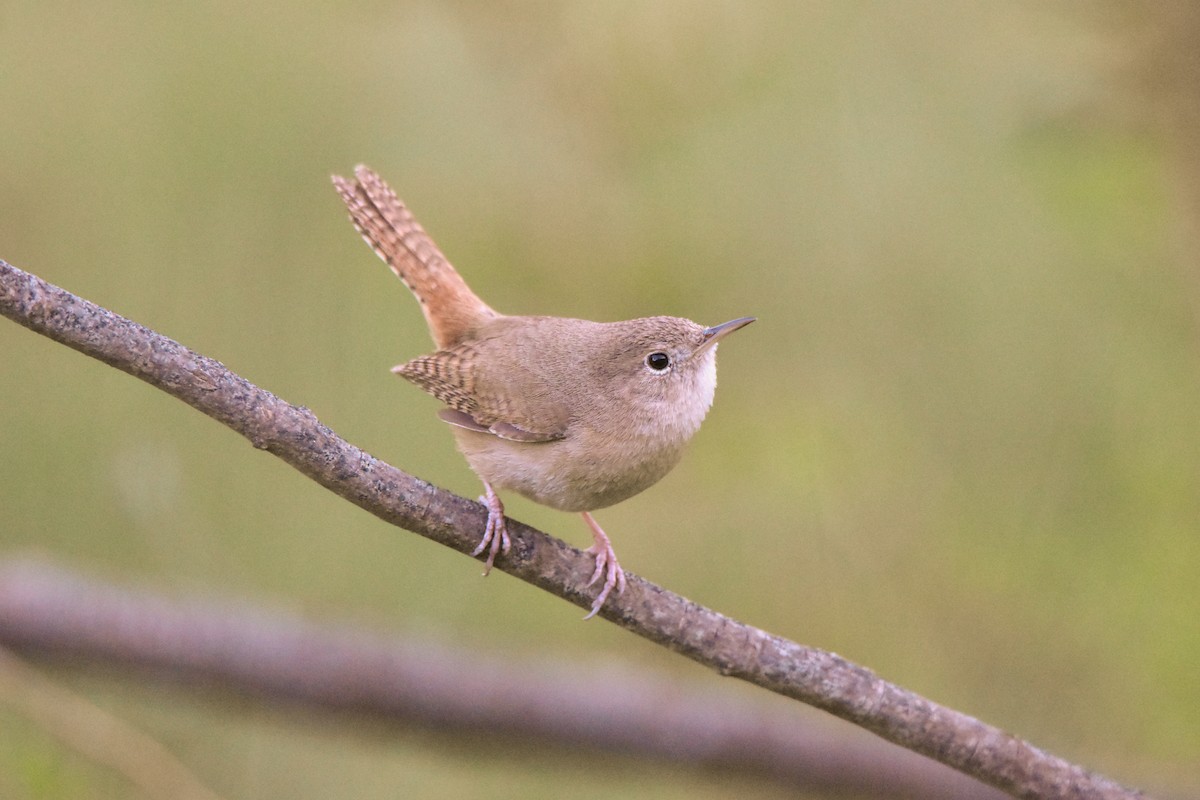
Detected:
[
  {"left": 332, "top": 167, "right": 496, "bottom": 349},
  {"left": 333, "top": 165, "right": 753, "bottom": 618}
]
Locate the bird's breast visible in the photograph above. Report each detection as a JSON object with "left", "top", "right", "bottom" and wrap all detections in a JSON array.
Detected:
[{"left": 448, "top": 424, "right": 689, "bottom": 512}]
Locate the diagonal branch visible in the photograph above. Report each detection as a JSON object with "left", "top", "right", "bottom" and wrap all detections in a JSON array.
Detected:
[{"left": 0, "top": 259, "right": 1146, "bottom": 800}]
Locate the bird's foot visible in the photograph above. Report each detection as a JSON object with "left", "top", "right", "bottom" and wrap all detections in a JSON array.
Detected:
[
  {"left": 471, "top": 482, "right": 509, "bottom": 575},
  {"left": 581, "top": 511, "right": 626, "bottom": 620}
]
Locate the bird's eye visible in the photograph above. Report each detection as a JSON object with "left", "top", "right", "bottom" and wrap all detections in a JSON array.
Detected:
[{"left": 645, "top": 352, "right": 671, "bottom": 371}]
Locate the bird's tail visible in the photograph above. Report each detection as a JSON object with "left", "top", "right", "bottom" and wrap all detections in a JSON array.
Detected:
[{"left": 332, "top": 165, "right": 497, "bottom": 349}]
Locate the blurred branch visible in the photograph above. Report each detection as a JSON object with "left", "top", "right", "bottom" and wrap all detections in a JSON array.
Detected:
[
  {"left": 0, "top": 643, "right": 225, "bottom": 800},
  {"left": 0, "top": 559, "right": 1005, "bottom": 800},
  {"left": 0, "top": 259, "right": 1146, "bottom": 800}
]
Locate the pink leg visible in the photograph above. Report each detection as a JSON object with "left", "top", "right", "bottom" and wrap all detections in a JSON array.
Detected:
[
  {"left": 581, "top": 512, "right": 626, "bottom": 619},
  {"left": 471, "top": 482, "right": 510, "bottom": 575}
]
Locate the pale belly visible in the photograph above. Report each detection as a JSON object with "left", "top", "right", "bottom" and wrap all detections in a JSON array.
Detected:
[{"left": 448, "top": 426, "right": 688, "bottom": 512}]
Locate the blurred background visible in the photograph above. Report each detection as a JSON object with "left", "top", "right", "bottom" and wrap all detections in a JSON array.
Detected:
[{"left": 2, "top": 1, "right": 1198, "bottom": 797}]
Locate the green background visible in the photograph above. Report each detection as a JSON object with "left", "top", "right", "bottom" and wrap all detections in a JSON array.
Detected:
[{"left": 2, "top": 2, "right": 1197, "bottom": 797}]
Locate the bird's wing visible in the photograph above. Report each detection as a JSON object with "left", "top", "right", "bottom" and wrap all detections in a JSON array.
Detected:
[
  {"left": 395, "top": 347, "right": 567, "bottom": 443},
  {"left": 436, "top": 408, "right": 562, "bottom": 443}
]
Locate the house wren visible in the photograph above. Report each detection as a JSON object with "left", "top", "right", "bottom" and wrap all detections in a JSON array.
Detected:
[{"left": 332, "top": 166, "right": 753, "bottom": 618}]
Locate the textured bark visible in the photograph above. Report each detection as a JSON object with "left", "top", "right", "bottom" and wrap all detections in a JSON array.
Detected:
[{"left": 0, "top": 260, "right": 1147, "bottom": 800}]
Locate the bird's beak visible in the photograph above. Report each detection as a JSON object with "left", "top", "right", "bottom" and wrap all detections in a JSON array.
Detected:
[{"left": 695, "top": 316, "right": 755, "bottom": 356}]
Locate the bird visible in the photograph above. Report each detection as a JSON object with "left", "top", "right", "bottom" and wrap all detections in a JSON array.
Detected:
[{"left": 332, "top": 165, "right": 753, "bottom": 618}]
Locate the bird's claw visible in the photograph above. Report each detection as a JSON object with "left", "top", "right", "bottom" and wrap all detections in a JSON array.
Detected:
[
  {"left": 471, "top": 483, "right": 509, "bottom": 575},
  {"left": 581, "top": 512, "right": 625, "bottom": 620}
]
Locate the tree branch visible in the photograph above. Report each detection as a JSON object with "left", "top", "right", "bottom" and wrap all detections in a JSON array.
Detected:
[
  {"left": 0, "top": 558, "right": 1009, "bottom": 799},
  {"left": 0, "top": 259, "right": 1147, "bottom": 799}
]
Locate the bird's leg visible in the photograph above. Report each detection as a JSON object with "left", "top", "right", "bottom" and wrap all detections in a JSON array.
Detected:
[
  {"left": 581, "top": 512, "right": 626, "bottom": 619},
  {"left": 471, "top": 481, "right": 510, "bottom": 575}
]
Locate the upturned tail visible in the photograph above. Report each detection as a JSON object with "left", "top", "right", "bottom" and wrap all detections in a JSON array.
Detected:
[{"left": 332, "top": 165, "right": 497, "bottom": 349}]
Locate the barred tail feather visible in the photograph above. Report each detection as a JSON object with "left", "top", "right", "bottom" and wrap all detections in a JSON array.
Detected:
[{"left": 332, "top": 165, "right": 497, "bottom": 349}]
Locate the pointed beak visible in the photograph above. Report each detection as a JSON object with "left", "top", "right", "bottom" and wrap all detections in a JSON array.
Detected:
[{"left": 695, "top": 316, "right": 755, "bottom": 357}]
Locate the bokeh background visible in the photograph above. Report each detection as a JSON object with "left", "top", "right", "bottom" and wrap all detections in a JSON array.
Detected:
[{"left": 2, "top": 2, "right": 1198, "bottom": 797}]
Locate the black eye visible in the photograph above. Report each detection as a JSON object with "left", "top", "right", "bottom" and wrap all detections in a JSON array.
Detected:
[{"left": 645, "top": 352, "right": 671, "bottom": 371}]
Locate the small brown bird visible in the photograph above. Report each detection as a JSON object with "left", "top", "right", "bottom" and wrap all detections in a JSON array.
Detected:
[{"left": 332, "top": 166, "right": 753, "bottom": 618}]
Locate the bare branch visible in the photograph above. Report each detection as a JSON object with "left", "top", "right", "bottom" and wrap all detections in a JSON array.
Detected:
[
  {"left": 0, "top": 559, "right": 1009, "bottom": 799},
  {"left": 0, "top": 260, "right": 1147, "bottom": 799}
]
